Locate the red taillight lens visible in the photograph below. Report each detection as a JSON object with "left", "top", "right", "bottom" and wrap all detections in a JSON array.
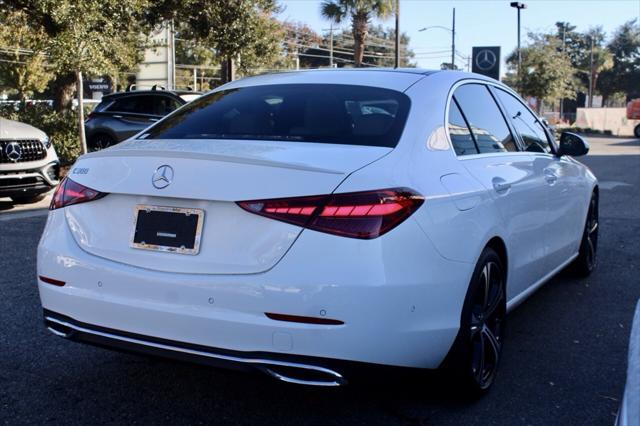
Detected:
[
  {"left": 237, "top": 188, "right": 424, "bottom": 239},
  {"left": 50, "top": 177, "right": 106, "bottom": 210}
]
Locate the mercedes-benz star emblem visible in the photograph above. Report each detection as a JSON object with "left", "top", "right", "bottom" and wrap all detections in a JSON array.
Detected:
[
  {"left": 152, "top": 165, "right": 174, "bottom": 189},
  {"left": 475, "top": 49, "right": 497, "bottom": 71},
  {"left": 5, "top": 142, "right": 22, "bottom": 162}
]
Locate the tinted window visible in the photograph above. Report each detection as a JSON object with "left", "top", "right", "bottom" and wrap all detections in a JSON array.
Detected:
[
  {"left": 151, "top": 96, "right": 182, "bottom": 116},
  {"left": 495, "top": 89, "right": 551, "bottom": 153},
  {"left": 107, "top": 96, "right": 148, "bottom": 114},
  {"left": 453, "top": 84, "right": 517, "bottom": 154},
  {"left": 448, "top": 100, "right": 478, "bottom": 155},
  {"left": 143, "top": 84, "right": 411, "bottom": 148}
]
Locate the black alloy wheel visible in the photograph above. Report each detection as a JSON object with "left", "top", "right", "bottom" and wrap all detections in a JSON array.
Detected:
[
  {"left": 446, "top": 247, "right": 506, "bottom": 397},
  {"left": 573, "top": 193, "right": 599, "bottom": 276}
]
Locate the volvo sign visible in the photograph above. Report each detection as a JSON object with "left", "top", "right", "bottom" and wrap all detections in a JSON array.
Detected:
[{"left": 472, "top": 46, "right": 501, "bottom": 80}]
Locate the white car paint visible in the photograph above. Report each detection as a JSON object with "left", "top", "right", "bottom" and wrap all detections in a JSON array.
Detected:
[{"left": 37, "top": 69, "right": 597, "bottom": 385}]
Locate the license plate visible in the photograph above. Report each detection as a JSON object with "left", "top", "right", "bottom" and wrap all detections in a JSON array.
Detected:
[{"left": 130, "top": 205, "right": 204, "bottom": 255}]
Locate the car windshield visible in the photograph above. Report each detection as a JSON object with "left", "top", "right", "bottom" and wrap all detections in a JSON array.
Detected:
[{"left": 142, "top": 84, "right": 411, "bottom": 148}]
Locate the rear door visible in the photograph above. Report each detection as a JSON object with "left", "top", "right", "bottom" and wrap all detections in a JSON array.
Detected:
[
  {"left": 493, "top": 88, "right": 585, "bottom": 269},
  {"left": 451, "top": 83, "right": 550, "bottom": 298}
]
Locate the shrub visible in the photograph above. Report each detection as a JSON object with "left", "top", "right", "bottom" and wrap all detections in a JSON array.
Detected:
[{"left": 0, "top": 103, "right": 81, "bottom": 165}]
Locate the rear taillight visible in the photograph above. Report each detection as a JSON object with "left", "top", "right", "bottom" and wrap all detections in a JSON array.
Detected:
[
  {"left": 50, "top": 177, "right": 106, "bottom": 210},
  {"left": 237, "top": 188, "right": 424, "bottom": 239}
]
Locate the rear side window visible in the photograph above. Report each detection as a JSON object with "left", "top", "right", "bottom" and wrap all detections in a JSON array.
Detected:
[
  {"left": 107, "top": 95, "right": 158, "bottom": 115},
  {"left": 151, "top": 96, "right": 182, "bottom": 116},
  {"left": 494, "top": 89, "right": 552, "bottom": 153},
  {"left": 452, "top": 84, "right": 517, "bottom": 154},
  {"left": 107, "top": 96, "right": 145, "bottom": 114},
  {"left": 143, "top": 84, "right": 411, "bottom": 148}
]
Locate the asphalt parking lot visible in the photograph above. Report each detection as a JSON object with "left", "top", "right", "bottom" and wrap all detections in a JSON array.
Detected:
[{"left": 1, "top": 136, "right": 638, "bottom": 425}]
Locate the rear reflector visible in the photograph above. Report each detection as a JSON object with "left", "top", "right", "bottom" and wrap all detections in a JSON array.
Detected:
[
  {"left": 50, "top": 177, "right": 107, "bottom": 210},
  {"left": 265, "top": 312, "right": 344, "bottom": 325},
  {"left": 237, "top": 188, "right": 424, "bottom": 239},
  {"left": 39, "top": 276, "right": 65, "bottom": 287}
]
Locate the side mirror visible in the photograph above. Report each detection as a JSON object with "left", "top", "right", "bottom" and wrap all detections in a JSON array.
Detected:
[{"left": 558, "top": 132, "right": 589, "bottom": 157}]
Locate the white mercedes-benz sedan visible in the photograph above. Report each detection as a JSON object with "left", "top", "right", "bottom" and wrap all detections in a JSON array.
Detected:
[{"left": 38, "top": 69, "right": 598, "bottom": 395}]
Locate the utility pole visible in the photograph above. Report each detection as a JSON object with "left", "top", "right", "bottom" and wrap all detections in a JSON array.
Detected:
[
  {"left": 588, "top": 35, "right": 594, "bottom": 108},
  {"left": 329, "top": 22, "right": 334, "bottom": 67},
  {"left": 394, "top": 0, "right": 400, "bottom": 68},
  {"left": 510, "top": 3, "right": 527, "bottom": 81},
  {"left": 560, "top": 24, "right": 566, "bottom": 120},
  {"left": 451, "top": 8, "right": 456, "bottom": 69}
]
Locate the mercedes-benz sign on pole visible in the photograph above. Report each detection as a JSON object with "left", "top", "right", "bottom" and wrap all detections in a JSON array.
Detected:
[{"left": 472, "top": 46, "right": 501, "bottom": 80}]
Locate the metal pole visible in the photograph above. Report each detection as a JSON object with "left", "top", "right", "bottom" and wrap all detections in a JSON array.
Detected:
[
  {"left": 560, "top": 25, "right": 566, "bottom": 120},
  {"left": 451, "top": 8, "right": 455, "bottom": 69},
  {"left": 193, "top": 68, "right": 197, "bottom": 90},
  {"left": 329, "top": 22, "right": 334, "bottom": 67},
  {"left": 394, "top": 0, "right": 400, "bottom": 68},
  {"left": 517, "top": 8, "right": 521, "bottom": 75},
  {"left": 589, "top": 36, "right": 594, "bottom": 108}
]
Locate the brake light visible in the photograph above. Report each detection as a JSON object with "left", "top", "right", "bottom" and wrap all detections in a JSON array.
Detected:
[
  {"left": 50, "top": 177, "right": 106, "bottom": 210},
  {"left": 237, "top": 188, "right": 424, "bottom": 239}
]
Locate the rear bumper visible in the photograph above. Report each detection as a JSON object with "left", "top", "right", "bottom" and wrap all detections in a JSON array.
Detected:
[
  {"left": 37, "top": 208, "right": 474, "bottom": 373},
  {"left": 44, "top": 309, "right": 353, "bottom": 386},
  {"left": 0, "top": 161, "right": 59, "bottom": 197}
]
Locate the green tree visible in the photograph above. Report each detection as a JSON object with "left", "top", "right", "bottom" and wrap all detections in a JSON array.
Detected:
[
  {"left": 599, "top": 19, "right": 640, "bottom": 102},
  {"left": 149, "top": 0, "right": 284, "bottom": 82},
  {"left": 506, "top": 33, "right": 576, "bottom": 111},
  {"left": 320, "top": 0, "right": 394, "bottom": 67},
  {"left": 0, "top": 10, "right": 53, "bottom": 100},
  {"left": 2, "top": 0, "right": 149, "bottom": 154}
]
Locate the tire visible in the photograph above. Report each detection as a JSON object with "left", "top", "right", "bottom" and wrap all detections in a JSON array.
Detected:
[
  {"left": 571, "top": 192, "right": 599, "bottom": 277},
  {"left": 89, "top": 134, "right": 116, "bottom": 152},
  {"left": 634, "top": 124, "right": 640, "bottom": 139},
  {"left": 445, "top": 247, "right": 506, "bottom": 398},
  {"left": 11, "top": 194, "right": 46, "bottom": 204}
]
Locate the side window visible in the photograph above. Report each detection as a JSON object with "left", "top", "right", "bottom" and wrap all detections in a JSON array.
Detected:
[
  {"left": 448, "top": 99, "right": 478, "bottom": 155},
  {"left": 107, "top": 96, "right": 140, "bottom": 114},
  {"left": 152, "top": 96, "right": 182, "bottom": 116},
  {"left": 495, "top": 89, "right": 551, "bottom": 153},
  {"left": 453, "top": 84, "right": 518, "bottom": 154}
]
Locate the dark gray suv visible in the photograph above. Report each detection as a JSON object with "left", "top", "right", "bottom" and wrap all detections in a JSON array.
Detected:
[{"left": 85, "top": 89, "right": 201, "bottom": 151}]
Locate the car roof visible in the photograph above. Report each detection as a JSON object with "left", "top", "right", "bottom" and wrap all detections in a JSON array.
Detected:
[{"left": 218, "top": 68, "right": 442, "bottom": 93}]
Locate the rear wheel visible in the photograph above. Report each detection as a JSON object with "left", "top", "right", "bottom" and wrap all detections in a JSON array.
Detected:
[
  {"left": 634, "top": 124, "right": 640, "bottom": 139},
  {"left": 572, "top": 193, "right": 599, "bottom": 277},
  {"left": 89, "top": 134, "right": 116, "bottom": 151},
  {"left": 446, "top": 247, "right": 506, "bottom": 397}
]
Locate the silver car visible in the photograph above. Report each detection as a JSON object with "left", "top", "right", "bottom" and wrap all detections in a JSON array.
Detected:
[{"left": 0, "top": 117, "right": 60, "bottom": 204}]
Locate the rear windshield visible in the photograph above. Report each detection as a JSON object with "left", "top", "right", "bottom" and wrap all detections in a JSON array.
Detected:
[{"left": 142, "top": 84, "right": 411, "bottom": 148}]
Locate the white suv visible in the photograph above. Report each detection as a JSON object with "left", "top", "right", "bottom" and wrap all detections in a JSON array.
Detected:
[{"left": 0, "top": 117, "right": 60, "bottom": 203}]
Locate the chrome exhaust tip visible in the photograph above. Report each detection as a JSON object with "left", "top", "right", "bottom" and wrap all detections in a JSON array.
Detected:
[
  {"left": 259, "top": 364, "right": 347, "bottom": 387},
  {"left": 45, "top": 319, "right": 74, "bottom": 338}
]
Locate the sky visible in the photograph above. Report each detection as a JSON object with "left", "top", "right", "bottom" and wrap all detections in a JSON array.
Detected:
[{"left": 278, "top": 0, "right": 640, "bottom": 73}]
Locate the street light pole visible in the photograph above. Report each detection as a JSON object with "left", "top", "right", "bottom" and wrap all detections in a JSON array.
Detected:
[
  {"left": 451, "top": 8, "right": 455, "bottom": 69},
  {"left": 418, "top": 10, "right": 455, "bottom": 70},
  {"left": 395, "top": 0, "right": 400, "bottom": 68},
  {"left": 510, "top": 2, "right": 527, "bottom": 78}
]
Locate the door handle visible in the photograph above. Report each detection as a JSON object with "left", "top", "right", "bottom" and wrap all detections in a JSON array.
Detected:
[
  {"left": 492, "top": 178, "right": 511, "bottom": 193},
  {"left": 112, "top": 114, "right": 123, "bottom": 119},
  {"left": 148, "top": 118, "right": 159, "bottom": 122}
]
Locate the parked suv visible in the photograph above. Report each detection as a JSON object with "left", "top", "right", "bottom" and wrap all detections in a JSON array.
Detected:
[
  {"left": 85, "top": 88, "right": 201, "bottom": 151},
  {"left": 0, "top": 117, "right": 60, "bottom": 204}
]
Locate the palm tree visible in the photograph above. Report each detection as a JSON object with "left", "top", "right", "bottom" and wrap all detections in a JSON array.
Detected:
[{"left": 320, "top": 0, "right": 394, "bottom": 67}]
